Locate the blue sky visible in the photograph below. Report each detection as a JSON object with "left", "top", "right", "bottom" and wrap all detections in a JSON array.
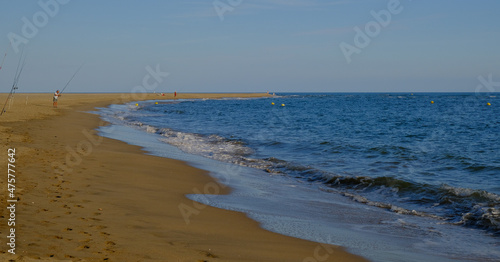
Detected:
[{"left": 0, "top": 0, "right": 499, "bottom": 93}]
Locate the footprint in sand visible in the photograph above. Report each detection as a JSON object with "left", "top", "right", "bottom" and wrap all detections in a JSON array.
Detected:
[
  {"left": 78, "top": 245, "right": 90, "bottom": 250},
  {"left": 79, "top": 231, "right": 91, "bottom": 236},
  {"left": 200, "top": 251, "right": 218, "bottom": 258},
  {"left": 40, "top": 220, "right": 53, "bottom": 226},
  {"left": 105, "top": 247, "right": 116, "bottom": 253}
]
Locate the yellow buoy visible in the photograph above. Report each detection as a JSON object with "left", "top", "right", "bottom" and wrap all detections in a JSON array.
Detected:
[
  {"left": 135, "top": 103, "right": 139, "bottom": 106},
  {"left": 271, "top": 102, "right": 275, "bottom": 105},
  {"left": 431, "top": 101, "right": 434, "bottom": 104},
  {"left": 487, "top": 102, "right": 491, "bottom": 106},
  {"left": 155, "top": 102, "right": 158, "bottom": 105},
  {"left": 281, "top": 104, "right": 285, "bottom": 107}
]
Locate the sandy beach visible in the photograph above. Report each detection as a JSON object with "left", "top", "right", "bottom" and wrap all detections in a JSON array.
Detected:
[{"left": 0, "top": 93, "right": 367, "bottom": 261}]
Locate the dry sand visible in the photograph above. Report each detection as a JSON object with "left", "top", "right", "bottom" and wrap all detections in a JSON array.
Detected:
[{"left": 0, "top": 93, "right": 368, "bottom": 262}]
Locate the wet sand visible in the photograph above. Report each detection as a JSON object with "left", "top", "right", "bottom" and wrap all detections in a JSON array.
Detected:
[{"left": 0, "top": 93, "right": 367, "bottom": 261}]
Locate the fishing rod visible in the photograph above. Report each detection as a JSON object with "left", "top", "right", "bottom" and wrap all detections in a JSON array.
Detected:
[
  {"left": 0, "top": 52, "right": 6, "bottom": 70},
  {"left": 1, "top": 51, "right": 26, "bottom": 115},
  {"left": 1, "top": 41, "right": 12, "bottom": 70},
  {"left": 59, "top": 63, "right": 84, "bottom": 95}
]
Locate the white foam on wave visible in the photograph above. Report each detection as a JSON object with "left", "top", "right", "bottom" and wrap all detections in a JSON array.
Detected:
[
  {"left": 146, "top": 125, "right": 158, "bottom": 134},
  {"left": 338, "top": 190, "right": 444, "bottom": 220},
  {"left": 441, "top": 184, "right": 500, "bottom": 202},
  {"left": 155, "top": 128, "right": 272, "bottom": 170},
  {"left": 102, "top": 103, "right": 273, "bottom": 171}
]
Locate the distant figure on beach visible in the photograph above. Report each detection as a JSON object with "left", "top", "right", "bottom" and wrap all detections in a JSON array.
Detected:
[
  {"left": 174, "top": 91, "right": 177, "bottom": 98},
  {"left": 53, "top": 90, "right": 61, "bottom": 108}
]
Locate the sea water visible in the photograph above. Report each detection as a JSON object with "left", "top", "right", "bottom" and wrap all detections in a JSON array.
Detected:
[{"left": 97, "top": 93, "right": 500, "bottom": 261}]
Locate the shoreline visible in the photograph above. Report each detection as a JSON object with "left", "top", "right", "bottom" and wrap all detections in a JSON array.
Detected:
[{"left": 0, "top": 93, "right": 367, "bottom": 261}]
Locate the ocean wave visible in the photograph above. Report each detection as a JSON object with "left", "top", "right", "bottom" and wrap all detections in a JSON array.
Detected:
[
  {"left": 318, "top": 174, "right": 500, "bottom": 234},
  {"left": 331, "top": 189, "right": 444, "bottom": 220},
  {"left": 251, "top": 154, "right": 500, "bottom": 234}
]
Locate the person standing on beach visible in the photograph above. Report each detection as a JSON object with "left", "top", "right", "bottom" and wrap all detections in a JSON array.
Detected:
[{"left": 53, "top": 90, "right": 61, "bottom": 108}]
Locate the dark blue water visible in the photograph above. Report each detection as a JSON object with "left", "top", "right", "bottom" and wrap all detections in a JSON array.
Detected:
[{"left": 97, "top": 93, "right": 500, "bottom": 261}]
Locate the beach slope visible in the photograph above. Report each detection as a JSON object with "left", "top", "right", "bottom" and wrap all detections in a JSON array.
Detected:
[{"left": 0, "top": 93, "right": 367, "bottom": 261}]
